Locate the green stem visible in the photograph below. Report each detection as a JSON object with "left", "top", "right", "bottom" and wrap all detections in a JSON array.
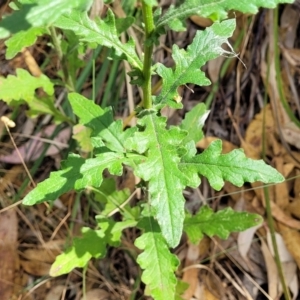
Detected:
[
  {"left": 49, "top": 26, "right": 75, "bottom": 92},
  {"left": 264, "top": 17, "right": 291, "bottom": 299},
  {"left": 273, "top": 8, "right": 300, "bottom": 128},
  {"left": 141, "top": 1, "right": 155, "bottom": 109}
]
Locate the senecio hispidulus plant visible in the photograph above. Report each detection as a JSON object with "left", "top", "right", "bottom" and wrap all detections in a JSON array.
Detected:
[{"left": 0, "top": 0, "right": 293, "bottom": 299}]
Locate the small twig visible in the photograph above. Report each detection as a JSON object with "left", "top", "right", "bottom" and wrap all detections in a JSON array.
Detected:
[{"left": 1, "top": 116, "right": 36, "bottom": 188}]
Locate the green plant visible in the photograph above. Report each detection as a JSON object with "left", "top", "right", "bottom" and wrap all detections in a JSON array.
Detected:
[{"left": 0, "top": 0, "right": 293, "bottom": 299}]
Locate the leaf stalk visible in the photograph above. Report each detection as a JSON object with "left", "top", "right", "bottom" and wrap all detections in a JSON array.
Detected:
[
  {"left": 49, "top": 26, "right": 75, "bottom": 92},
  {"left": 141, "top": 1, "right": 155, "bottom": 109}
]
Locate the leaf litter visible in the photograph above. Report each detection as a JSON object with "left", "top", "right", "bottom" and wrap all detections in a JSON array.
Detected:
[{"left": 1, "top": 1, "right": 300, "bottom": 299}]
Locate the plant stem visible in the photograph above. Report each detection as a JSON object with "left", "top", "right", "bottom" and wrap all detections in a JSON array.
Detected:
[
  {"left": 273, "top": 8, "right": 300, "bottom": 129},
  {"left": 263, "top": 19, "right": 291, "bottom": 298},
  {"left": 141, "top": 1, "right": 154, "bottom": 109},
  {"left": 49, "top": 26, "right": 75, "bottom": 92}
]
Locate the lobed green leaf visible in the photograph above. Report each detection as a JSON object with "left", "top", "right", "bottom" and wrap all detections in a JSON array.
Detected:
[
  {"left": 125, "top": 112, "right": 189, "bottom": 247},
  {"left": 155, "top": 19, "right": 236, "bottom": 109},
  {"left": 54, "top": 9, "right": 142, "bottom": 70},
  {"left": 180, "top": 139, "right": 285, "bottom": 190},
  {"left": 50, "top": 227, "right": 108, "bottom": 277},
  {"left": 180, "top": 103, "right": 210, "bottom": 144},
  {"left": 68, "top": 93, "right": 136, "bottom": 153},
  {"left": 0, "top": 68, "right": 54, "bottom": 104},
  {"left": 5, "top": 27, "right": 46, "bottom": 59},
  {"left": 136, "top": 217, "right": 179, "bottom": 300},
  {"left": 184, "top": 206, "right": 263, "bottom": 244},
  {"left": 50, "top": 218, "right": 136, "bottom": 276},
  {"left": 156, "top": 0, "right": 294, "bottom": 32},
  {"left": 23, "top": 152, "right": 125, "bottom": 205},
  {"left": 0, "top": 0, "right": 92, "bottom": 39}
]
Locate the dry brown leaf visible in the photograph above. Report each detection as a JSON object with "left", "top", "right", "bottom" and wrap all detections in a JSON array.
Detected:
[
  {"left": 244, "top": 104, "right": 275, "bottom": 159},
  {"left": 237, "top": 224, "right": 261, "bottom": 260},
  {"left": 274, "top": 157, "right": 290, "bottom": 209},
  {"left": 280, "top": 4, "right": 300, "bottom": 49},
  {"left": 0, "top": 209, "right": 18, "bottom": 300},
  {"left": 281, "top": 47, "right": 300, "bottom": 66},
  {"left": 22, "top": 248, "right": 60, "bottom": 264},
  {"left": 263, "top": 10, "right": 300, "bottom": 150},
  {"left": 182, "top": 267, "right": 199, "bottom": 300},
  {"left": 207, "top": 56, "right": 226, "bottom": 83},
  {"left": 283, "top": 151, "right": 300, "bottom": 168},
  {"left": 286, "top": 197, "right": 300, "bottom": 219},
  {"left": 197, "top": 136, "right": 236, "bottom": 153},
  {"left": 20, "top": 260, "right": 51, "bottom": 276},
  {"left": 80, "top": 289, "right": 110, "bottom": 300},
  {"left": 199, "top": 269, "right": 224, "bottom": 299},
  {"left": 194, "top": 283, "right": 219, "bottom": 300},
  {"left": 283, "top": 162, "right": 295, "bottom": 178},
  {"left": 260, "top": 236, "right": 278, "bottom": 299},
  {"left": 190, "top": 15, "right": 213, "bottom": 28},
  {"left": 281, "top": 261, "right": 298, "bottom": 300},
  {"left": 45, "top": 285, "right": 65, "bottom": 300},
  {"left": 265, "top": 199, "right": 300, "bottom": 229},
  {"left": 277, "top": 222, "right": 300, "bottom": 269},
  {"left": 293, "top": 169, "right": 300, "bottom": 197},
  {"left": 182, "top": 238, "right": 210, "bottom": 299}
]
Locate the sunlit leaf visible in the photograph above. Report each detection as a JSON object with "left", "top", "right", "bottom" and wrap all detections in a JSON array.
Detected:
[
  {"left": 180, "top": 139, "right": 285, "bottom": 190},
  {"left": 136, "top": 217, "right": 179, "bottom": 300},
  {"left": 156, "top": 0, "right": 294, "bottom": 31},
  {"left": 23, "top": 152, "right": 125, "bottom": 205},
  {"left": 155, "top": 19, "right": 236, "bottom": 109},
  {"left": 184, "top": 206, "right": 263, "bottom": 243}
]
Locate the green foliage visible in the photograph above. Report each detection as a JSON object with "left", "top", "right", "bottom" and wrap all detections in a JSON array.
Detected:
[
  {"left": 68, "top": 93, "right": 132, "bottom": 152},
  {"left": 0, "top": 68, "right": 69, "bottom": 122},
  {"left": 50, "top": 218, "right": 137, "bottom": 276},
  {"left": 125, "top": 112, "right": 188, "bottom": 247},
  {"left": 184, "top": 206, "right": 263, "bottom": 244},
  {"left": 155, "top": 0, "right": 294, "bottom": 31},
  {"left": 135, "top": 217, "right": 179, "bottom": 300},
  {"left": 155, "top": 19, "right": 236, "bottom": 109},
  {"left": 180, "top": 103, "right": 209, "bottom": 144},
  {"left": 53, "top": 9, "right": 142, "bottom": 69},
  {"left": 5, "top": 27, "right": 45, "bottom": 59},
  {"left": 22, "top": 152, "right": 126, "bottom": 205},
  {"left": 0, "top": 0, "right": 290, "bottom": 299},
  {"left": 0, "top": 68, "right": 53, "bottom": 103},
  {"left": 0, "top": 0, "right": 93, "bottom": 38},
  {"left": 180, "top": 139, "right": 284, "bottom": 191}
]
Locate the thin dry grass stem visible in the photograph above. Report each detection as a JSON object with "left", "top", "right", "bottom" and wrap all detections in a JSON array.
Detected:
[
  {"left": 227, "top": 107, "right": 246, "bottom": 144},
  {"left": 23, "top": 277, "right": 52, "bottom": 300},
  {"left": 41, "top": 89, "right": 67, "bottom": 126},
  {"left": 121, "top": 32, "right": 136, "bottom": 124},
  {"left": 108, "top": 189, "right": 138, "bottom": 217},
  {"left": 181, "top": 263, "right": 225, "bottom": 298},
  {"left": 224, "top": 260, "right": 254, "bottom": 299},
  {"left": 22, "top": 48, "right": 42, "bottom": 77},
  {"left": 234, "top": 15, "right": 255, "bottom": 122},
  {"left": 283, "top": 59, "right": 300, "bottom": 114},
  {"left": 205, "top": 173, "right": 300, "bottom": 203},
  {"left": 12, "top": 132, "right": 68, "bottom": 148},
  {"left": 211, "top": 237, "right": 274, "bottom": 300},
  {"left": 112, "top": 1, "right": 143, "bottom": 58},
  {"left": 0, "top": 200, "right": 23, "bottom": 214},
  {"left": 49, "top": 211, "right": 71, "bottom": 241},
  {"left": 215, "top": 260, "right": 251, "bottom": 299},
  {"left": 60, "top": 272, "right": 72, "bottom": 300},
  {"left": 1, "top": 116, "right": 36, "bottom": 188},
  {"left": 16, "top": 207, "right": 46, "bottom": 247}
]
